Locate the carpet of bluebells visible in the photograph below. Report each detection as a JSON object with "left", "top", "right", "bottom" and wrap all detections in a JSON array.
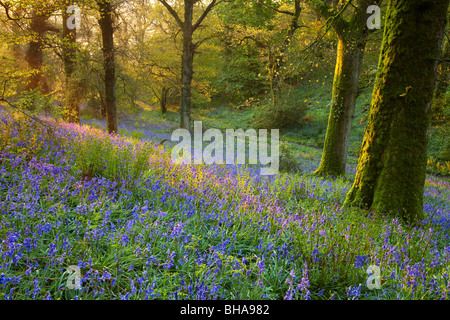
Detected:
[{"left": 1, "top": 109, "right": 450, "bottom": 300}]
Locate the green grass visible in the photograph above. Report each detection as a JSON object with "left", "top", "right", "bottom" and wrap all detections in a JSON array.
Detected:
[{"left": 192, "top": 79, "right": 447, "bottom": 176}]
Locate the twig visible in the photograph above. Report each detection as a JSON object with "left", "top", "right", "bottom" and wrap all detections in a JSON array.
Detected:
[
  {"left": 257, "top": 0, "right": 294, "bottom": 16},
  {"left": 0, "top": 97, "right": 51, "bottom": 128}
]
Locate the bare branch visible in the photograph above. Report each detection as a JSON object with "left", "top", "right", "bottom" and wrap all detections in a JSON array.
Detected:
[
  {"left": 236, "top": 35, "right": 269, "bottom": 49},
  {"left": 304, "top": 0, "right": 352, "bottom": 37},
  {"left": 158, "top": 0, "right": 184, "bottom": 29},
  {"left": 0, "top": 97, "right": 51, "bottom": 128},
  {"left": 193, "top": 0, "right": 217, "bottom": 32},
  {"left": 256, "top": 0, "right": 294, "bottom": 16},
  {"left": 0, "top": 1, "right": 22, "bottom": 21}
]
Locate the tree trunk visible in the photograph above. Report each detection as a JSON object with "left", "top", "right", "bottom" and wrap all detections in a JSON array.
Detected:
[
  {"left": 159, "top": 0, "right": 216, "bottom": 129},
  {"left": 25, "top": 12, "right": 51, "bottom": 94},
  {"left": 345, "top": 0, "right": 449, "bottom": 224},
  {"left": 308, "top": 0, "right": 376, "bottom": 177},
  {"left": 63, "top": 1, "right": 79, "bottom": 123},
  {"left": 180, "top": 0, "right": 194, "bottom": 130},
  {"left": 315, "top": 38, "right": 365, "bottom": 176},
  {"left": 161, "top": 86, "right": 169, "bottom": 114},
  {"left": 98, "top": 0, "right": 118, "bottom": 134}
]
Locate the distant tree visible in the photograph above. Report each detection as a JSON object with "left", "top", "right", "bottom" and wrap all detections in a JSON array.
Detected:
[
  {"left": 25, "top": 6, "right": 61, "bottom": 94},
  {"left": 158, "top": 0, "right": 218, "bottom": 130},
  {"left": 0, "top": 0, "right": 62, "bottom": 109},
  {"left": 306, "top": 0, "right": 382, "bottom": 177},
  {"left": 213, "top": 0, "right": 275, "bottom": 101},
  {"left": 124, "top": 0, "right": 180, "bottom": 115},
  {"left": 431, "top": 37, "right": 449, "bottom": 124},
  {"left": 345, "top": 0, "right": 450, "bottom": 224}
]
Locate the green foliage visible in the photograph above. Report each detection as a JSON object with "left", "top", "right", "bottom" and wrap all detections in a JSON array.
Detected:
[
  {"left": 13, "top": 89, "right": 65, "bottom": 119},
  {"left": 216, "top": 0, "right": 277, "bottom": 28},
  {"left": 427, "top": 120, "right": 450, "bottom": 176},
  {"left": 0, "top": 53, "right": 25, "bottom": 99},
  {"left": 431, "top": 91, "right": 449, "bottom": 125},
  {"left": 67, "top": 127, "right": 153, "bottom": 184},
  {"left": 119, "top": 127, "right": 145, "bottom": 140},
  {"left": 213, "top": 49, "right": 267, "bottom": 100},
  {"left": 278, "top": 142, "right": 302, "bottom": 174},
  {"left": 254, "top": 90, "right": 308, "bottom": 130}
]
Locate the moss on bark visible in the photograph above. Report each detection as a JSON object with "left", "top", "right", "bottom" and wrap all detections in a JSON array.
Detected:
[
  {"left": 345, "top": 0, "right": 450, "bottom": 224},
  {"left": 313, "top": 0, "right": 378, "bottom": 177},
  {"left": 315, "top": 38, "right": 365, "bottom": 177}
]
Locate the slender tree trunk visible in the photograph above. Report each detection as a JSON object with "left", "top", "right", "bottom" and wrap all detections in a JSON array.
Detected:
[
  {"left": 63, "top": 0, "right": 79, "bottom": 123},
  {"left": 98, "top": 0, "right": 118, "bottom": 134},
  {"left": 158, "top": 0, "right": 216, "bottom": 130},
  {"left": 315, "top": 38, "right": 365, "bottom": 176},
  {"left": 345, "top": 0, "right": 449, "bottom": 224},
  {"left": 161, "top": 86, "right": 169, "bottom": 114},
  {"left": 180, "top": 0, "right": 194, "bottom": 130}
]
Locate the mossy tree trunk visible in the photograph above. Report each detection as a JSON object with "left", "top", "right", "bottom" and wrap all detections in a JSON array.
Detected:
[
  {"left": 315, "top": 38, "right": 366, "bottom": 176},
  {"left": 345, "top": 0, "right": 450, "bottom": 224},
  {"left": 306, "top": 0, "right": 380, "bottom": 177},
  {"left": 310, "top": 0, "right": 379, "bottom": 177}
]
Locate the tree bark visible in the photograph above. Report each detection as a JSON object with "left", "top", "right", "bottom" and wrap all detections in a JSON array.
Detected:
[
  {"left": 159, "top": 0, "right": 217, "bottom": 130},
  {"left": 180, "top": 0, "right": 194, "bottom": 130},
  {"left": 308, "top": 0, "right": 378, "bottom": 177},
  {"left": 98, "top": 0, "right": 118, "bottom": 134},
  {"left": 161, "top": 86, "right": 169, "bottom": 114},
  {"left": 315, "top": 38, "right": 365, "bottom": 176},
  {"left": 25, "top": 11, "right": 52, "bottom": 94},
  {"left": 63, "top": 0, "right": 79, "bottom": 123},
  {"left": 345, "top": 0, "right": 450, "bottom": 224}
]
